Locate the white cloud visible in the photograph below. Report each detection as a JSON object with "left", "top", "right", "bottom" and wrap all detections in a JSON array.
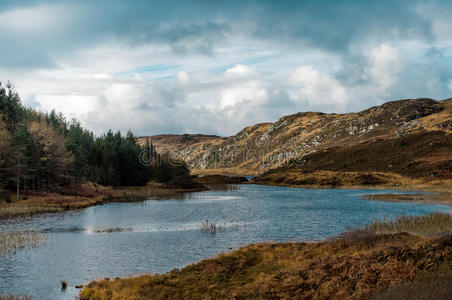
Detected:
[
  {"left": 364, "top": 44, "right": 401, "bottom": 96},
  {"left": 220, "top": 65, "right": 267, "bottom": 109},
  {"left": 220, "top": 80, "right": 268, "bottom": 109},
  {"left": 289, "top": 65, "right": 348, "bottom": 108},
  {"left": 92, "top": 73, "right": 112, "bottom": 80},
  {"left": 176, "top": 71, "right": 191, "bottom": 85},
  {"left": 35, "top": 94, "right": 101, "bottom": 119},
  {"left": 105, "top": 83, "right": 143, "bottom": 110},
  {"left": 225, "top": 64, "right": 255, "bottom": 77}
]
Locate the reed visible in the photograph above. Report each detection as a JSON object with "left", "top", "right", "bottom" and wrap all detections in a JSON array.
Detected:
[
  {"left": 200, "top": 220, "right": 233, "bottom": 234},
  {"left": 0, "top": 204, "right": 62, "bottom": 219},
  {"left": 346, "top": 212, "right": 452, "bottom": 238},
  {"left": 363, "top": 191, "right": 452, "bottom": 206},
  {"left": 0, "top": 230, "right": 48, "bottom": 253},
  {"left": 201, "top": 220, "right": 217, "bottom": 234}
]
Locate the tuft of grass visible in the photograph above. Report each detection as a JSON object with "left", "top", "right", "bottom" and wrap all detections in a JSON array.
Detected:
[
  {"left": 61, "top": 280, "right": 68, "bottom": 290},
  {"left": 349, "top": 213, "right": 452, "bottom": 238},
  {"left": 200, "top": 220, "right": 217, "bottom": 234},
  {"left": 0, "top": 230, "right": 48, "bottom": 253},
  {"left": 200, "top": 220, "right": 232, "bottom": 235},
  {"left": 363, "top": 191, "right": 452, "bottom": 206}
]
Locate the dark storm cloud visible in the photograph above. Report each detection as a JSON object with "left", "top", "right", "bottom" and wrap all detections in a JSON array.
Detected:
[
  {"left": 0, "top": 0, "right": 437, "bottom": 68},
  {"left": 246, "top": 0, "right": 434, "bottom": 51}
]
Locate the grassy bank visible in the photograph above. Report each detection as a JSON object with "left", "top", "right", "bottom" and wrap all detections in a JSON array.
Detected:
[
  {"left": 0, "top": 182, "right": 206, "bottom": 220},
  {"left": 80, "top": 213, "right": 452, "bottom": 299},
  {"left": 249, "top": 169, "right": 452, "bottom": 206},
  {"left": 251, "top": 169, "right": 431, "bottom": 189},
  {"left": 363, "top": 191, "right": 452, "bottom": 206}
]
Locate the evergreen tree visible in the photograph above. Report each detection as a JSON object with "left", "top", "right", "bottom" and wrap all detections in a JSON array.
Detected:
[
  {"left": 0, "top": 82, "right": 24, "bottom": 131},
  {"left": 11, "top": 124, "right": 33, "bottom": 199},
  {"left": 0, "top": 81, "right": 193, "bottom": 191},
  {"left": 66, "top": 120, "right": 94, "bottom": 183}
]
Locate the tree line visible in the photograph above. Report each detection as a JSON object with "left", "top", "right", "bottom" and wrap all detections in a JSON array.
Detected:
[{"left": 0, "top": 82, "right": 189, "bottom": 199}]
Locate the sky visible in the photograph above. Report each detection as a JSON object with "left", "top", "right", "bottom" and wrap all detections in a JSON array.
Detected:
[{"left": 1, "top": 0, "right": 452, "bottom": 136}]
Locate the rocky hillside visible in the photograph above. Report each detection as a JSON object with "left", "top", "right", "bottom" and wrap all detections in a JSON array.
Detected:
[{"left": 139, "top": 98, "right": 452, "bottom": 181}]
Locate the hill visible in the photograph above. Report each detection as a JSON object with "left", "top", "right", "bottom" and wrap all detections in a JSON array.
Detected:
[{"left": 139, "top": 98, "right": 452, "bottom": 185}]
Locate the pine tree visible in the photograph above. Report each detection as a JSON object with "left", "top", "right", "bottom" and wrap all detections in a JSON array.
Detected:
[
  {"left": 0, "top": 82, "right": 24, "bottom": 131},
  {"left": 12, "top": 124, "right": 33, "bottom": 200}
]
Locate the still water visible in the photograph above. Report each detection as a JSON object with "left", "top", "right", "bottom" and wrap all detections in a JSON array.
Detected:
[{"left": 0, "top": 184, "right": 450, "bottom": 299}]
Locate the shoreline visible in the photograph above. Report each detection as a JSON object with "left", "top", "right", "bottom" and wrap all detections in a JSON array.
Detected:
[
  {"left": 79, "top": 213, "right": 452, "bottom": 299},
  {"left": 0, "top": 184, "right": 207, "bottom": 220},
  {"left": 247, "top": 181, "right": 452, "bottom": 205},
  {"left": 244, "top": 181, "right": 452, "bottom": 208}
]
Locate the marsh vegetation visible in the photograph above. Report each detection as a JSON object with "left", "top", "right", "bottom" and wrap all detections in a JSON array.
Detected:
[
  {"left": 0, "top": 230, "right": 47, "bottom": 253},
  {"left": 358, "top": 212, "right": 452, "bottom": 237},
  {"left": 363, "top": 191, "right": 452, "bottom": 206}
]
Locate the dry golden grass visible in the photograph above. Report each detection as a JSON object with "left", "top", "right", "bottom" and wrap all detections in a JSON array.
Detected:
[
  {"left": 363, "top": 191, "right": 452, "bottom": 205},
  {"left": 80, "top": 214, "right": 452, "bottom": 300},
  {"left": 252, "top": 169, "right": 419, "bottom": 188},
  {"left": 192, "top": 167, "right": 256, "bottom": 176},
  {"left": 0, "top": 204, "right": 63, "bottom": 219},
  {"left": 0, "top": 194, "right": 105, "bottom": 219},
  {"left": 0, "top": 182, "right": 203, "bottom": 219},
  {"left": 252, "top": 170, "right": 452, "bottom": 201},
  {"left": 343, "top": 213, "right": 452, "bottom": 239}
]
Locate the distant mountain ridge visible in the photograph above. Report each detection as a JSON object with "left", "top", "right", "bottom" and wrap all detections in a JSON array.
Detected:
[{"left": 138, "top": 98, "right": 452, "bottom": 184}]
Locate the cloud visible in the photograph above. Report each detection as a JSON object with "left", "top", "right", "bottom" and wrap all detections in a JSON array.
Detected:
[
  {"left": 0, "top": 0, "right": 452, "bottom": 136},
  {"left": 366, "top": 44, "right": 401, "bottom": 89},
  {"left": 289, "top": 66, "right": 348, "bottom": 109},
  {"left": 35, "top": 94, "right": 101, "bottom": 118},
  {"left": 225, "top": 64, "right": 255, "bottom": 77}
]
